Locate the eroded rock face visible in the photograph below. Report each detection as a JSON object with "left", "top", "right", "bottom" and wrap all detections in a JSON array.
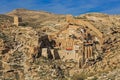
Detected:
[{"left": 0, "top": 25, "right": 40, "bottom": 79}]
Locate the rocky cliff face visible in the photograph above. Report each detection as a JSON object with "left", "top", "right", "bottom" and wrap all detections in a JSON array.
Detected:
[{"left": 0, "top": 9, "right": 120, "bottom": 80}]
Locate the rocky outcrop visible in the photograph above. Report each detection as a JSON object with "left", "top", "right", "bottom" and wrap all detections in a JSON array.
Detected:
[{"left": 0, "top": 24, "right": 39, "bottom": 79}]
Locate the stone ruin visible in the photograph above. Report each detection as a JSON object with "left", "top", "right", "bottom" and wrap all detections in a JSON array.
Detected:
[
  {"left": 14, "top": 16, "right": 22, "bottom": 26},
  {"left": 0, "top": 14, "right": 120, "bottom": 79},
  {"left": 0, "top": 15, "right": 104, "bottom": 69},
  {"left": 38, "top": 15, "right": 104, "bottom": 68}
]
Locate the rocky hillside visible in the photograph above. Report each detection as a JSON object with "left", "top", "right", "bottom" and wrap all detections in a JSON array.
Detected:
[
  {"left": 74, "top": 13, "right": 120, "bottom": 80},
  {"left": 0, "top": 9, "right": 120, "bottom": 80},
  {"left": 7, "top": 8, "right": 65, "bottom": 29}
]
